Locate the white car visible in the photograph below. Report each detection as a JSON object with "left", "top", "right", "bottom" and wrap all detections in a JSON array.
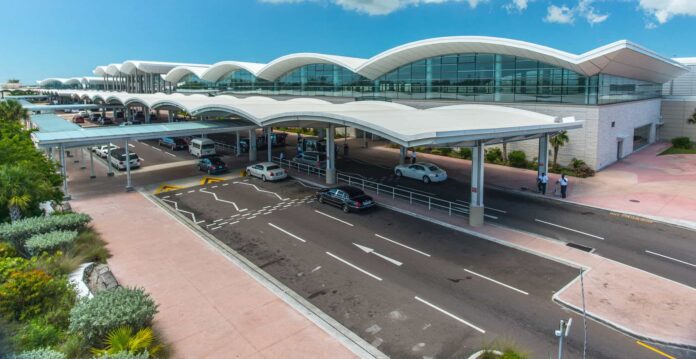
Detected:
[
  {"left": 394, "top": 162, "right": 448, "bottom": 183},
  {"left": 95, "top": 144, "right": 119, "bottom": 158},
  {"left": 246, "top": 162, "right": 288, "bottom": 182}
]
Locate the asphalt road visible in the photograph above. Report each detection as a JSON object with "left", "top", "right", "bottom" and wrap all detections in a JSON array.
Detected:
[
  {"left": 334, "top": 153, "right": 696, "bottom": 289},
  {"left": 157, "top": 178, "right": 661, "bottom": 358}
]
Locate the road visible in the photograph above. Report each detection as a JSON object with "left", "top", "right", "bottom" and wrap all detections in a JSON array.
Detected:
[{"left": 157, "top": 178, "right": 665, "bottom": 358}]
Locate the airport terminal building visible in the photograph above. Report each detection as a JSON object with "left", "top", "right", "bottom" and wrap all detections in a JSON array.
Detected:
[{"left": 38, "top": 36, "right": 695, "bottom": 170}]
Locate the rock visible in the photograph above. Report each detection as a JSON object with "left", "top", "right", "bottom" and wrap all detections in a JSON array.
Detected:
[{"left": 83, "top": 263, "right": 120, "bottom": 293}]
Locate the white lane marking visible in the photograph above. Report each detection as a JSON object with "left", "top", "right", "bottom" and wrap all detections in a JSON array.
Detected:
[
  {"left": 212, "top": 185, "right": 218, "bottom": 189},
  {"left": 162, "top": 196, "right": 170, "bottom": 199},
  {"left": 314, "top": 210, "right": 354, "bottom": 227},
  {"left": 247, "top": 215, "right": 257, "bottom": 219},
  {"left": 162, "top": 198, "right": 204, "bottom": 224},
  {"left": 645, "top": 250, "right": 696, "bottom": 268},
  {"left": 375, "top": 234, "right": 431, "bottom": 257},
  {"left": 455, "top": 199, "right": 507, "bottom": 214},
  {"left": 311, "top": 266, "right": 322, "bottom": 273},
  {"left": 187, "top": 190, "right": 195, "bottom": 193},
  {"left": 211, "top": 226, "right": 221, "bottom": 231},
  {"left": 241, "top": 213, "right": 250, "bottom": 217},
  {"left": 165, "top": 152, "right": 176, "bottom": 157},
  {"left": 233, "top": 181, "right": 286, "bottom": 200},
  {"left": 268, "top": 223, "right": 306, "bottom": 243},
  {"left": 199, "top": 189, "right": 246, "bottom": 212},
  {"left": 219, "top": 222, "right": 229, "bottom": 226},
  {"left": 395, "top": 185, "right": 436, "bottom": 196},
  {"left": 213, "top": 218, "right": 224, "bottom": 223},
  {"left": 463, "top": 269, "right": 529, "bottom": 295},
  {"left": 326, "top": 252, "right": 382, "bottom": 281},
  {"left": 414, "top": 296, "right": 485, "bottom": 334},
  {"left": 228, "top": 221, "right": 239, "bottom": 225},
  {"left": 222, "top": 183, "right": 229, "bottom": 186},
  {"left": 128, "top": 144, "right": 135, "bottom": 148},
  {"left": 175, "top": 193, "right": 183, "bottom": 196},
  {"left": 230, "top": 214, "right": 240, "bottom": 218},
  {"left": 534, "top": 219, "right": 604, "bottom": 240},
  {"left": 353, "top": 243, "right": 403, "bottom": 266},
  {"left": 153, "top": 147, "right": 163, "bottom": 152}
]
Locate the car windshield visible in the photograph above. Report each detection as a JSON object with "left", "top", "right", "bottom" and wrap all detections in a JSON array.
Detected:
[
  {"left": 266, "top": 165, "right": 280, "bottom": 170},
  {"left": 428, "top": 166, "right": 439, "bottom": 171},
  {"left": 202, "top": 144, "right": 215, "bottom": 150}
]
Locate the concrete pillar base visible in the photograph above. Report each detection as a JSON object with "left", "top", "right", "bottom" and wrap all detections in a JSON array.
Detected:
[
  {"left": 107, "top": 172, "right": 115, "bottom": 177},
  {"left": 469, "top": 205, "right": 485, "bottom": 227},
  {"left": 126, "top": 186, "right": 135, "bottom": 192},
  {"left": 326, "top": 168, "right": 337, "bottom": 185}
]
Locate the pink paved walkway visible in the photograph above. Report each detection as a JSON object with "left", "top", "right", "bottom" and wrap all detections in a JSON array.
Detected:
[{"left": 71, "top": 192, "right": 357, "bottom": 359}]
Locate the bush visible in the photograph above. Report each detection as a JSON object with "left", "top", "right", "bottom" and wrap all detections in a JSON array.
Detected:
[
  {"left": 69, "top": 287, "right": 158, "bottom": 344},
  {"left": 25, "top": 231, "right": 79, "bottom": 257},
  {"left": 98, "top": 352, "right": 149, "bottom": 359},
  {"left": 0, "top": 269, "right": 72, "bottom": 321},
  {"left": 91, "top": 326, "right": 162, "bottom": 357},
  {"left": 574, "top": 163, "right": 596, "bottom": 178},
  {"left": 485, "top": 148, "right": 503, "bottom": 164},
  {"left": 569, "top": 158, "right": 586, "bottom": 169},
  {"left": 12, "top": 318, "right": 65, "bottom": 352},
  {"left": 671, "top": 137, "right": 691, "bottom": 149},
  {"left": 0, "top": 213, "right": 91, "bottom": 254},
  {"left": 11, "top": 348, "right": 65, "bottom": 359},
  {"left": 508, "top": 150, "right": 527, "bottom": 168},
  {"left": 458, "top": 147, "right": 472, "bottom": 160},
  {"left": 0, "top": 242, "right": 18, "bottom": 258},
  {"left": 0, "top": 257, "right": 30, "bottom": 283}
]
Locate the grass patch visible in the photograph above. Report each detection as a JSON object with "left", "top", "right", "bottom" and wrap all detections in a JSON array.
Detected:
[{"left": 659, "top": 146, "right": 696, "bottom": 155}]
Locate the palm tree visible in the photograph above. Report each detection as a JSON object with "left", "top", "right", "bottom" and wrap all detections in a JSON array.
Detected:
[
  {"left": 91, "top": 326, "right": 162, "bottom": 357},
  {"left": 0, "top": 165, "right": 34, "bottom": 222},
  {"left": 549, "top": 130, "right": 570, "bottom": 168},
  {"left": 688, "top": 109, "right": 696, "bottom": 125},
  {"left": 0, "top": 100, "right": 28, "bottom": 126}
]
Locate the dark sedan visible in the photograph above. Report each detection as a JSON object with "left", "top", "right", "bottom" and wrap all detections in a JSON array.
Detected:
[
  {"left": 198, "top": 156, "right": 228, "bottom": 174},
  {"left": 316, "top": 186, "right": 375, "bottom": 213}
]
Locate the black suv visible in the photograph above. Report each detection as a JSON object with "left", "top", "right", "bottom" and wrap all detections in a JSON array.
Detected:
[{"left": 316, "top": 186, "right": 375, "bottom": 213}]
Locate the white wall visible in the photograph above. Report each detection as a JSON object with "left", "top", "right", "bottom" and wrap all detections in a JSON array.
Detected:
[{"left": 660, "top": 99, "right": 696, "bottom": 141}]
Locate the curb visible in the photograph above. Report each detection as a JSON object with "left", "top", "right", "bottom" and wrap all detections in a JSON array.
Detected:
[{"left": 142, "top": 191, "right": 388, "bottom": 359}]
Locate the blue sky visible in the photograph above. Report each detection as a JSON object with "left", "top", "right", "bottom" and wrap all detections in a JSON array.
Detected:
[{"left": 1, "top": 0, "right": 695, "bottom": 84}]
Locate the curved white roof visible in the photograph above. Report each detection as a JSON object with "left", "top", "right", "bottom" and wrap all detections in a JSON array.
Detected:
[
  {"left": 163, "top": 65, "right": 211, "bottom": 83},
  {"left": 84, "top": 36, "right": 689, "bottom": 85},
  {"left": 50, "top": 90, "right": 581, "bottom": 147}
]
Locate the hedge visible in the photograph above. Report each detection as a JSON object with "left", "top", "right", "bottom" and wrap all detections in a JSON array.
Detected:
[
  {"left": 671, "top": 137, "right": 691, "bottom": 149},
  {"left": 97, "top": 352, "right": 149, "bottom": 359},
  {"left": 11, "top": 348, "right": 65, "bottom": 359},
  {"left": 24, "top": 231, "right": 79, "bottom": 257},
  {"left": 508, "top": 150, "right": 527, "bottom": 168},
  {"left": 0, "top": 213, "right": 90, "bottom": 253},
  {"left": 69, "top": 287, "right": 158, "bottom": 344}
]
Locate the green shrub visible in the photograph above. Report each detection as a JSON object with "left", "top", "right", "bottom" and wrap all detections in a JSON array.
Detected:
[
  {"left": 458, "top": 147, "right": 472, "bottom": 160},
  {"left": 0, "top": 269, "right": 73, "bottom": 321},
  {"left": 97, "top": 351, "right": 149, "bottom": 359},
  {"left": 0, "top": 213, "right": 91, "bottom": 254},
  {"left": 25, "top": 231, "right": 79, "bottom": 257},
  {"left": 671, "top": 137, "right": 691, "bottom": 149},
  {"left": 91, "top": 326, "right": 162, "bottom": 357},
  {"left": 59, "top": 334, "right": 90, "bottom": 359},
  {"left": 485, "top": 148, "right": 503, "bottom": 163},
  {"left": 508, "top": 150, "right": 527, "bottom": 168},
  {"left": 12, "top": 318, "right": 65, "bottom": 352},
  {"left": 11, "top": 348, "right": 65, "bottom": 359},
  {"left": 0, "top": 257, "right": 30, "bottom": 283},
  {"left": 69, "top": 287, "right": 158, "bottom": 344},
  {"left": 0, "top": 242, "right": 18, "bottom": 258},
  {"left": 574, "top": 163, "right": 596, "bottom": 178}
]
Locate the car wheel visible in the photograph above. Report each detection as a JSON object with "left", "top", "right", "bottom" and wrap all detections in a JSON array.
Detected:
[
  {"left": 262, "top": 175, "right": 267, "bottom": 182},
  {"left": 343, "top": 204, "right": 350, "bottom": 213},
  {"left": 423, "top": 176, "right": 431, "bottom": 184},
  {"left": 396, "top": 170, "right": 402, "bottom": 177},
  {"left": 318, "top": 196, "right": 324, "bottom": 204}
]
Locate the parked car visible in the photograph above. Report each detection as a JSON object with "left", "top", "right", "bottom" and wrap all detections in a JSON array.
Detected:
[
  {"left": 189, "top": 138, "right": 216, "bottom": 158},
  {"left": 198, "top": 156, "right": 228, "bottom": 174},
  {"left": 99, "top": 117, "right": 113, "bottom": 125},
  {"left": 109, "top": 148, "right": 140, "bottom": 170},
  {"left": 293, "top": 151, "right": 327, "bottom": 168},
  {"left": 72, "top": 115, "right": 86, "bottom": 123},
  {"left": 394, "top": 162, "right": 448, "bottom": 183},
  {"left": 90, "top": 113, "right": 102, "bottom": 122},
  {"left": 159, "top": 137, "right": 187, "bottom": 150},
  {"left": 316, "top": 186, "right": 375, "bottom": 213},
  {"left": 134, "top": 111, "right": 145, "bottom": 123},
  {"left": 78, "top": 111, "right": 89, "bottom": 118},
  {"left": 114, "top": 110, "right": 125, "bottom": 119},
  {"left": 95, "top": 144, "right": 119, "bottom": 158},
  {"left": 246, "top": 162, "right": 287, "bottom": 182}
]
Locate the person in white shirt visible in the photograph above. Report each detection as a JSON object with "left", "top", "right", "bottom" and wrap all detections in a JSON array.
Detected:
[
  {"left": 411, "top": 149, "right": 417, "bottom": 164},
  {"left": 538, "top": 172, "right": 549, "bottom": 195},
  {"left": 559, "top": 174, "right": 569, "bottom": 198}
]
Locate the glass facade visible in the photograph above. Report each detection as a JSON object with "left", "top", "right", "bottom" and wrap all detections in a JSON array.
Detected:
[{"left": 205, "top": 53, "right": 663, "bottom": 105}]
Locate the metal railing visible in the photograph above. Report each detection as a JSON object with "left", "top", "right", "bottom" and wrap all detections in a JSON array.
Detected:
[
  {"left": 272, "top": 156, "right": 470, "bottom": 217},
  {"left": 213, "top": 141, "right": 237, "bottom": 154}
]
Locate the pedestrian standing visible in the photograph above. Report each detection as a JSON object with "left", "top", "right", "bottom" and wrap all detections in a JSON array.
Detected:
[
  {"left": 279, "top": 151, "right": 285, "bottom": 164},
  {"left": 559, "top": 174, "right": 569, "bottom": 198},
  {"left": 539, "top": 172, "right": 549, "bottom": 195},
  {"left": 411, "top": 149, "right": 417, "bottom": 164}
]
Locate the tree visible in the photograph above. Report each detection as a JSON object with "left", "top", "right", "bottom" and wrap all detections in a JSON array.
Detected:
[
  {"left": 0, "top": 100, "right": 28, "bottom": 125},
  {"left": 549, "top": 130, "right": 570, "bottom": 168},
  {"left": 688, "top": 109, "right": 696, "bottom": 125},
  {"left": 502, "top": 141, "right": 508, "bottom": 163},
  {"left": 0, "top": 165, "right": 53, "bottom": 222}
]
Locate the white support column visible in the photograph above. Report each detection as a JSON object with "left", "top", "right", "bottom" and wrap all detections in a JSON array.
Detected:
[
  {"left": 145, "top": 107, "right": 150, "bottom": 123},
  {"left": 399, "top": 146, "right": 406, "bottom": 165},
  {"left": 106, "top": 143, "right": 114, "bottom": 177},
  {"left": 538, "top": 134, "right": 549, "bottom": 178},
  {"left": 362, "top": 130, "right": 368, "bottom": 148},
  {"left": 89, "top": 149, "right": 96, "bottom": 179},
  {"left": 59, "top": 144, "right": 70, "bottom": 200},
  {"left": 249, "top": 129, "right": 257, "bottom": 162},
  {"left": 236, "top": 131, "right": 241, "bottom": 156},
  {"left": 124, "top": 139, "right": 133, "bottom": 191},
  {"left": 266, "top": 127, "right": 272, "bottom": 162},
  {"left": 469, "top": 141, "right": 485, "bottom": 227},
  {"left": 167, "top": 110, "right": 173, "bottom": 123},
  {"left": 326, "top": 125, "right": 336, "bottom": 184},
  {"left": 318, "top": 128, "right": 325, "bottom": 140}
]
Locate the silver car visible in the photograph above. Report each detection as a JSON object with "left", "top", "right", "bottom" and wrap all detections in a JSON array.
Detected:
[
  {"left": 394, "top": 162, "right": 448, "bottom": 183},
  {"left": 246, "top": 162, "right": 288, "bottom": 182}
]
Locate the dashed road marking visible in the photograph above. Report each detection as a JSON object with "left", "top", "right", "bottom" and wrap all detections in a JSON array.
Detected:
[
  {"left": 165, "top": 152, "right": 176, "bottom": 157},
  {"left": 228, "top": 221, "right": 239, "bottom": 225},
  {"left": 175, "top": 193, "right": 183, "bottom": 196},
  {"left": 326, "top": 252, "right": 382, "bottom": 281},
  {"left": 268, "top": 223, "right": 306, "bottom": 243},
  {"left": 210, "top": 226, "right": 221, "bottom": 231},
  {"left": 534, "top": 219, "right": 604, "bottom": 240},
  {"left": 414, "top": 296, "right": 485, "bottom": 333},
  {"left": 314, "top": 210, "right": 354, "bottom": 227},
  {"left": 375, "top": 234, "right": 431, "bottom": 257},
  {"left": 233, "top": 181, "right": 286, "bottom": 200},
  {"left": 187, "top": 190, "right": 195, "bottom": 193},
  {"left": 463, "top": 269, "right": 529, "bottom": 295},
  {"left": 162, "top": 198, "right": 204, "bottom": 224},
  {"left": 199, "top": 189, "right": 246, "bottom": 212},
  {"left": 645, "top": 250, "right": 696, "bottom": 268},
  {"left": 212, "top": 185, "right": 218, "bottom": 189}
]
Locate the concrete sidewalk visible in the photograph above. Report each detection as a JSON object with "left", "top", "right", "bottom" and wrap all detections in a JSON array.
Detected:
[{"left": 288, "top": 167, "right": 696, "bottom": 349}]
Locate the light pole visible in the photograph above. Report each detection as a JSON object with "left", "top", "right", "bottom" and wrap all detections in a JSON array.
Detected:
[{"left": 555, "top": 318, "right": 572, "bottom": 359}]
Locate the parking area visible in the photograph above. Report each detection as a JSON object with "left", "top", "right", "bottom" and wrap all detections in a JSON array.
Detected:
[{"left": 155, "top": 177, "right": 652, "bottom": 358}]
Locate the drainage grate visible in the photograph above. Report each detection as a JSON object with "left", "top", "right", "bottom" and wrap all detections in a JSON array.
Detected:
[
  {"left": 566, "top": 242, "right": 594, "bottom": 252},
  {"left": 630, "top": 199, "right": 640, "bottom": 203}
]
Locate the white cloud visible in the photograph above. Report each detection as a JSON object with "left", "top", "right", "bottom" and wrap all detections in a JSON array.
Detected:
[
  {"left": 259, "top": 0, "right": 488, "bottom": 15},
  {"left": 505, "top": 0, "right": 529, "bottom": 12},
  {"left": 544, "top": 0, "right": 609, "bottom": 25},
  {"left": 639, "top": 0, "right": 696, "bottom": 24}
]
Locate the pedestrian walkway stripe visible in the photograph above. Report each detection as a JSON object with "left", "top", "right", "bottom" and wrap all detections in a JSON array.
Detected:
[
  {"left": 375, "top": 234, "right": 431, "bottom": 257},
  {"left": 268, "top": 223, "right": 306, "bottom": 243},
  {"left": 463, "top": 269, "right": 529, "bottom": 295},
  {"left": 635, "top": 341, "right": 676, "bottom": 359},
  {"left": 414, "top": 296, "right": 485, "bottom": 334},
  {"left": 326, "top": 252, "right": 382, "bottom": 281},
  {"left": 534, "top": 219, "right": 604, "bottom": 240}
]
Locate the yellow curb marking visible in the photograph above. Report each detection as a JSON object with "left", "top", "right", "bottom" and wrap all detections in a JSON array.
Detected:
[
  {"left": 636, "top": 341, "right": 675, "bottom": 359},
  {"left": 200, "top": 176, "right": 225, "bottom": 185},
  {"left": 155, "top": 184, "right": 184, "bottom": 194}
]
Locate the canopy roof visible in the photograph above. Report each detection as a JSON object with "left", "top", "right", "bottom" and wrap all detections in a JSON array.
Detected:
[{"left": 44, "top": 90, "right": 582, "bottom": 147}]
